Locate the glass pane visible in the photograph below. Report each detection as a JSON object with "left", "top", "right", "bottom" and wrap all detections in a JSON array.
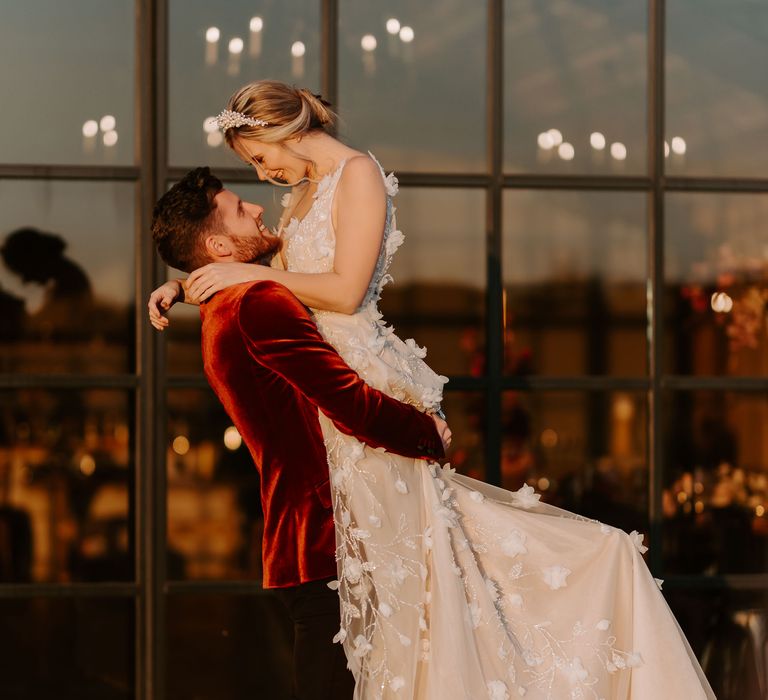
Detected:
[
  {"left": 0, "top": 180, "right": 135, "bottom": 375},
  {"left": 167, "top": 389, "right": 262, "bottom": 580},
  {"left": 0, "top": 390, "right": 133, "bottom": 583},
  {"left": 339, "top": 1, "right": 487, "bottom": 172},
  {"left": 665, "top": 193, "right": 768, "bottom": 376},
  {"left": 169, "top": 0, "right": 321, "bottom": 168},
  {"left": 503, "top": 190, "right": 647, "bottom": 376},
  {"left": 0, "top": 1, "right": 134, "bottom": 165},
  {"left": 380, "top": 188, "right": 486, "bottom": 377},
  {"left": 164, "top": 181, "right": 284, "bottom": 376},
  {"left": 665, "top": 588, "right": 767, "bottom": 700},
  {"left": 167, "top": 593, "right": 292, "bottom": 700},
  {"left": 666, "top": 1, "right": 768, "bottom": 177},
  {"left": 442, "top": 391, "right": 486, "bottom": 481},
  {"left": 503, "top": 391, "right": 649, "bottom": 533},
  {"left": 504, "top": 1, "right": 647, "bottom": 174},
  {"left": 663, "top": 391, "right": 768, "bottom": 575}
]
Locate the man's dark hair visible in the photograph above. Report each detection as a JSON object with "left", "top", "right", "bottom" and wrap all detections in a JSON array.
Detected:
[{"left": 151, "top": 167, "right": 224, "bottom": 272}]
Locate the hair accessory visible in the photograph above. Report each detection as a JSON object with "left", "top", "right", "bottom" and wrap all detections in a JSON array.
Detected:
[{"left": 214, "top": 109, "right": 269, "bottom": 131}]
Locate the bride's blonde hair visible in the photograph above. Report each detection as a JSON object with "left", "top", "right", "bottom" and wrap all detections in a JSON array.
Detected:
[{"left": 223, "top": 79, "right": 336, "bottom": 149}]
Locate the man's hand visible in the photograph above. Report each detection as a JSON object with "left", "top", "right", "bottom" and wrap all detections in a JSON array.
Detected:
[
  {"left": 148, "top": 280, "right": 183, "bottom": 331},
  {"left": 185, "top": 262, "right": 263, "bottom": 303},
  {"left": 431, "top": 414, "right": 452, "bottom": 453}
]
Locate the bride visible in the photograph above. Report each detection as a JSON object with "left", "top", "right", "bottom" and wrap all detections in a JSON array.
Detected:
[{"left": 149, "top": 80, "right": 715, "bottom": 700}]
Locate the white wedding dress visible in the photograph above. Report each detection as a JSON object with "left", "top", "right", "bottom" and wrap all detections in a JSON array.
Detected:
[{"left": 277, "top": 157, "right": 715, "bottom": 700}]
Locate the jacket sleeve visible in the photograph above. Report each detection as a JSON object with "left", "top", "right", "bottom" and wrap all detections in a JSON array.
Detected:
[{"left": 237, "top": 281, "right": 444, "bottom": 460}]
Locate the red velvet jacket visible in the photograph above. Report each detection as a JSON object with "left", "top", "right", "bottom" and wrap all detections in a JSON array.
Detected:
[{"left": 200, "top": 280, "right": 444, "bottom": 588}]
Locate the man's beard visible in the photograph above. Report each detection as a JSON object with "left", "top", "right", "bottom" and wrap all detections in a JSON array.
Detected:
[{"left": 229, "top": 232, "right": 282, "bottom": 264}]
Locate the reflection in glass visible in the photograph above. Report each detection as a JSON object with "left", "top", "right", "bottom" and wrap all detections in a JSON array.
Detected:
[
  {"left": 442, "top": 391, "right": 486, "bottom": 481},
  {"left": 380, "top": 188, "right": 486, "bottom": 377},
  {"left": 169, "top": 0, "right": 320, "bottom": 167},
  {"left": 0, "top": 2, "right": 134, "bottom": 165},
  {"left": 503, "top": 190, "right": 647, "bottom": 376},
  {"left": 0, "top": 180, "right": 135, "bottom": 375},
  {"left": 339, "top": 0, "right": 486, "bottom": 171},
  {"left": 167, "top": 594, "right": 292, "bottom": 700},
  {"left": 666, "top": 1, "right": 768, "bottom": 177},
  {"left": 0, "top": 390, "right": 132, "bottom": 583},
  {"left": 0, "top": 597, "right": 133, "bottom": 698},
  {"left": 164, "top": 180, "right": 284, "bottom": 376},
  {"left": 502, "top": 391, "right": 648, "bottom": 533},
  {"left": 666, "top": 588, "right": 767, "bottom": 700},
  {"left": 663, "top": 391, "right": 768, "bottom": 576},
  {"left": 167, "top": 390, "right": 262, "bottom": 580},
  {"left": 665, "top": 193, "right": 768, "bottom": 376},
  {"left": 504, "top": 1, "right": 647, "bottom": 174}
]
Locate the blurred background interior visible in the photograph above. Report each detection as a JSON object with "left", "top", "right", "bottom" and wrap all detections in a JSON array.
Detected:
[{"left": 0, "top": 1, "right": 767, "bottom": 698}]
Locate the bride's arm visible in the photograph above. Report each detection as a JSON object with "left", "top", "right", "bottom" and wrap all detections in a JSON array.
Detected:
[{"left": 185, "top": 157, "right": 387, "bottom": 314}]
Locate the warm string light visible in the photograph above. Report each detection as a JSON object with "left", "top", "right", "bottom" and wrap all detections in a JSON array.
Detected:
[
  {"left": 533, "top": 129, "right": 691, "bottom": 164},
  {"left": 361, "top": 34, "right": 377, "bottom": 74},
  {"left": 228, "top": 36, "right": 244, "bottom": 75},
  {"left": 81, "top": 116, "right": 119, "bottom": 152},
  {"left": 205, "top": 26, "right": 219, "bottom": 65},
  {"left": 249, "top": 16, "right": 263, "bottom": 57}
]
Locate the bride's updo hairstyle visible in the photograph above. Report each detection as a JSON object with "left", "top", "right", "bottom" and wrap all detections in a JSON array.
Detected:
[{"left": 223, "top": 79, "right": 336, "bottom": 148}]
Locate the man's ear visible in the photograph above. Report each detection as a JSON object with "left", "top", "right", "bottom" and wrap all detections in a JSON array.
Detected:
[{"left": 203, "top": 234, "right": 234, "bottom": 260}]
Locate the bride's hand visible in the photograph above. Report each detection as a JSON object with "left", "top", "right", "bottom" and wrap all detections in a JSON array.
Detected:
[
  {"left": 431, "top": 414, "right": 452, "bottom": 452},
  {"left": 148, "top": 279, "right": 183, "bottom": 331},
  {"left": 185, "top": 262, "right": 264, "bottom": 303}
]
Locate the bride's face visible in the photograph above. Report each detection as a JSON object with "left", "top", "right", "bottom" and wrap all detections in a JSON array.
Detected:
[{"left": 232, "top": 137, "right": 307, "bottom": 184}]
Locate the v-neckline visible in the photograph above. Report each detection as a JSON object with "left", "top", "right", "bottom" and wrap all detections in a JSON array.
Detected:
[{"left": 286, "top": 159, "right": 347, "bottom": 229}]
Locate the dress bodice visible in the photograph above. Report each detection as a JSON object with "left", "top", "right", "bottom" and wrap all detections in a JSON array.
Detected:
[
  {"left": 281, "top": 154, "right": 402, "bottom": 309},
  {"left": 279, "top": 154, "right": 447, "bottom": 412}
]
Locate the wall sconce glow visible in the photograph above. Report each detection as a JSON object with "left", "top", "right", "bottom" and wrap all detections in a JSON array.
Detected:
[
  {"left": 537, "top": 132, "right": 555, "bottom": 150},
  {"left": 757, "top": 504, "right": 766, "bottom": 517},
  {"left": 558, "top": 142, "right": 575, "bottom": 160},
  {"left": 206, "top": 26, "right": 220, "bottom": 43},
  {"left": 710, "top": 291, "right": 733, "bottom": 313},
  {"left": 224, "top": 426, "right": 242, "bottom": 451},
  {"left": 207, "top": 131, "right": 224, "bottom": 147},
  {"left": 386, "top": 18, "right": 401, "bottom": 35},
  {"left": 589, "top": 132, "right": 606, "bottom": 150},
  {"left": 664, "top": 141, "right": 670, "bottom": 158},
  {"left": 291, "top": 41, "right": 306, "bottom": 57},
  {"left": 361, "top": 34, "right": 377, "bottom": 51},
  {"left": 610, "top": 142, "right": 627, "bottom": 160},
  {"left": 82, "top": 120, "right": 98, "bottom": 138},
  {"left": 79, "top": 454, "right": 96, "bottom": 476},
  {"left": 203, "top": 117, "right": 219, "bottom": 133},
  {"left": 250, "top": 16, "right": 263, "bottom": 32},
  {"left": 546, "top": 128, "right": 563, "bottom": 146},
  {"left": 172, "top": 435, "right": 190, "bottom": 455},
  {"left": 537, "top": 477, "right": 551, "bottom": 491},
  {"left": 99, "top": 115, "right": 116, "bottom": 132},
  {"left": 103, "top": 130, "right": 119, "bottom": 147},
  {"left": 228, "top": 37, "right": 244, "bottom": 54},
  {"left": 399, "top": 26, "right": 415, "bottom": 43},
  {"left": 671, "top": 136, "right": 686, "bottom": 155}
]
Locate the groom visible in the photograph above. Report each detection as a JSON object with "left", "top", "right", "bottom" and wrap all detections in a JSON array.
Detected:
[{"left": 151, "top": 168, "right": 450, "bottom": 700}]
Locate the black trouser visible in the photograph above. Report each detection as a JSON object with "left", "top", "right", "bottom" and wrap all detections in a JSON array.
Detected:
[{"left": 274, "top": 577, "right": 355, "bottom": 700}]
